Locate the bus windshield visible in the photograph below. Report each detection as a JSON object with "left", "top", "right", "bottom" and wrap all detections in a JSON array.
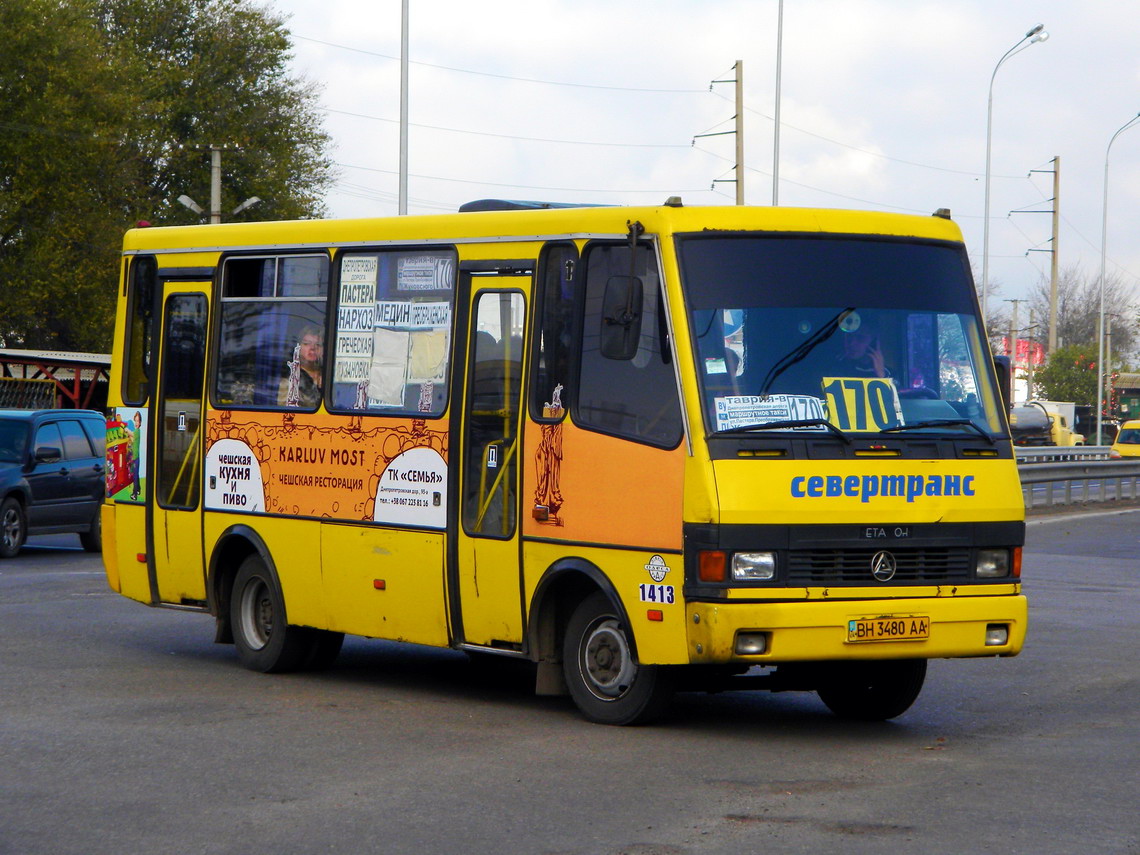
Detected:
[{"left": 677, "top": 235, "right": 1005, "bottom": 439}]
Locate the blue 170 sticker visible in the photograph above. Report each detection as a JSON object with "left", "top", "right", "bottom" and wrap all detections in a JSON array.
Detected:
[{"left": 639, "top": 583, "right": 675, "bottom": 604}]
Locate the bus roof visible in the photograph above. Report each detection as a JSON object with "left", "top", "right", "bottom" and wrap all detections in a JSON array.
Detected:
[{"left": 122, "top": 203, "right": 964, "bottom": 255}]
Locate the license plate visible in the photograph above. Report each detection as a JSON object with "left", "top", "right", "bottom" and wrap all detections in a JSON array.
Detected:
[{"left": 847, "top": 615, "right": 930, "bottom": 643}]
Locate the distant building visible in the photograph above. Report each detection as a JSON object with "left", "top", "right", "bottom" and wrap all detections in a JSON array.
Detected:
[{"left": 1115, "top": 373, "right": 1140, "bottom": 422}]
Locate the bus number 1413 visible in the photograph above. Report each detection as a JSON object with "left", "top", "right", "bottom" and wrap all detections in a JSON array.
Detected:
[{"left": 639, "top": 584, "right": 675, "bottom": 604}]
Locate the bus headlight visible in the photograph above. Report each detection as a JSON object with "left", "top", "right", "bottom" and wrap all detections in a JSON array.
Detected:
[
  {"left": 732, "top": 551, "right": 777, "bottom": 581},
  {"left": 975, "top": 548, "right": 1010, "bottom": 578}
]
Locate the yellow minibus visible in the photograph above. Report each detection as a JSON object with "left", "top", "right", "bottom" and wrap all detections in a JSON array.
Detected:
[{"left": 102, "top": 200, "right": 1026, "bottom": 724}]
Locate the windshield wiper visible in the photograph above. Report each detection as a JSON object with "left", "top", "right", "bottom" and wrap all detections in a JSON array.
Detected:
[
  {"left": 713, "top": 418, "right": 852, "bottom": 444},
  {"left": 882, "top": 419, "right": 995, "bottom": 444},
  {"left": 758, "top": 308, "right": 853, "bottom": 395}
]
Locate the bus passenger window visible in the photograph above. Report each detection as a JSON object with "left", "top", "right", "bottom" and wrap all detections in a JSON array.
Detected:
[
  {"left": 329, "top": 249, "right": 457, "bottom": 417},
  {"left": 213, "top": 254, "right": 329, "bottom": 409}
]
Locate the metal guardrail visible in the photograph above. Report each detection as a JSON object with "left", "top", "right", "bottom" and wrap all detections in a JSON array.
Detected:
[
  {"left": 1015, "top": 446, "right": 1111, "bottom": 463},
  {"left": 1017, "top": 456, "right": 1140, "bottom": 510}
]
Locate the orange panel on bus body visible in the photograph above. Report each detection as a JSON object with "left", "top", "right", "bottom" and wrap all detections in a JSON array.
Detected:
[
  {"left": 521, "top": 418, "right": 684, "bottom": 550},
  {"left": 202, "top": 410, "right": 450, "bottom": 525}
]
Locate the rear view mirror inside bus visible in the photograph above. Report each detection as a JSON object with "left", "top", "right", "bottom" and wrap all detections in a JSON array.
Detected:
[{"left": 600, "top": 275, "right": 644, "bottom": 360}]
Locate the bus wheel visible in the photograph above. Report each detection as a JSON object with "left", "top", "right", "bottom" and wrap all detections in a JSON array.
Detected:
[
  {"left": 0, "top": 498, "right": 26, "bottom": 559},
  {"left": 562, "top": 591, "right": 673, "bottom": 725},
  {"left": 230, "top": 555, "right": 310, "bottom": 673},
  {"left": 816, "top": 659, "right": 927, "bottom": 721}
]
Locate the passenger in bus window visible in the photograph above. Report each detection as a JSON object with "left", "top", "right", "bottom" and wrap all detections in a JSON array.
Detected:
[{"left": 279, "top": 327, "right": 324, "bottom": 407}]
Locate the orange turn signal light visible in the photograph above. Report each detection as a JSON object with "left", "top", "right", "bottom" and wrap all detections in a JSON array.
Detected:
[{"left": 699, "top": 550, "right": 727, "bottom": 583}]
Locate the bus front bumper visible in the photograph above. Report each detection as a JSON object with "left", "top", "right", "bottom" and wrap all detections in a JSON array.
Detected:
[{"left": 685, "top": 593, "right": 1027, "bottom": 664}]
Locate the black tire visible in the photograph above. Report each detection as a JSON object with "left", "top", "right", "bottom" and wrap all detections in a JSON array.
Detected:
[
  {"left": 79, "top": 506, "right": 102, "bottom": 553},
  {"left": 0, "top": 497, "right": 26, "bottom": 559},
  {"left": 816, "top": 659, "right": 927, "bottom": 721},
  {"left": 562, "top": 590, "right": 674, "bottom": 725},
  {"left": 229, "top": 555, "right": 312, "bottom": 673}
]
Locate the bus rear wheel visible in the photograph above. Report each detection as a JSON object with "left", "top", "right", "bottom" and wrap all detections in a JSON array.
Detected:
[
  {"left": 562, "top": 591, "right": 673, "bottom": 725},
  {"left": 230, "top": 555, "right": 312, "bottom": 673},
  {"left": 816, "top": 659, "right": 927, "bottom": 721}
]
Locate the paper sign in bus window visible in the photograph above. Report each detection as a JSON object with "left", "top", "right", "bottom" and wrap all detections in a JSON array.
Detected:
[
  {"left": 713, "top": 394, "right": 827, "bottom": 431},
  {"left": 409, "top": 329, "right": 449, "bottom": 381},
  {"left": 821, "top": 376, "right": 904, "bottom": 432},
  {"left": 369, "top": 328, "right": 411, "bottom": 407}
]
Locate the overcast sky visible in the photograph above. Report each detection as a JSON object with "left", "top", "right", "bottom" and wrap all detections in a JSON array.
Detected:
[{"left": 269, "top": 0, "right": 1140, "bottom": 320}]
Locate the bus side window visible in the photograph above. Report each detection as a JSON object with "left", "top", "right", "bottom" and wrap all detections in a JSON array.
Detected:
[
  {"left": 213, "top": 255, "right": 329, "bottom": 410},
  {"left": 531, "top": 242, "right": 578, "bottom": 421},
  {"left": 329, "top": 249, "right": 456, "bottom": 416},
  {"left": 576, "top": 242, "right": 682, "bottom": 448},
  {"left": 122, "top": 255, "right": 157, "bottom": 406}
]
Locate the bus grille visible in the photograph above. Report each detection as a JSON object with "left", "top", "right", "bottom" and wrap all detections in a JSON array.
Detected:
[{"left": 786, "top": 547, "right": 973, "bottom": 584}]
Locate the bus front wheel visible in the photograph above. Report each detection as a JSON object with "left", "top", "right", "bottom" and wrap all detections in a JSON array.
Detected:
[
  {"left": 815, "top": 659, "right": 927, "bottom": 721},
  {"left": 230, "top": 555, "right": 312, "bottom": 673},
  {"left": 562, "top": 591, "right": 674, "bottom": 725}
]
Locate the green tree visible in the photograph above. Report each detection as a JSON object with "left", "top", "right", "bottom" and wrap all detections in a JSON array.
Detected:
[
  {"left": 0, "top": 0, "right": 333, "bottom": 352},
  {"left": 1034, "top": 343, "right": 1101, "bottom": 405},
  {"left": 0, "top": 0, "right": 137, "bottom": 351}
]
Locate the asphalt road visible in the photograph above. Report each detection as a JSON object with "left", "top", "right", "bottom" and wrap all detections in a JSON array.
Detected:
[{"left": 1, "top": 517, "right": 1138, "bottom": 855}]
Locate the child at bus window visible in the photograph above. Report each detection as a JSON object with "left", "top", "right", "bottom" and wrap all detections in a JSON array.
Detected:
[{"left": 278, "top": 327, "right": 324, "bottom": 407}]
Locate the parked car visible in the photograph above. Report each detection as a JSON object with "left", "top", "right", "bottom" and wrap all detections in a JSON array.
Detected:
[
  {"left": 1109, "top": 419, "right": 1140, "bottom": 459},
  {"left": 0, "top": 409, "right": 106, "bottom": 557}
]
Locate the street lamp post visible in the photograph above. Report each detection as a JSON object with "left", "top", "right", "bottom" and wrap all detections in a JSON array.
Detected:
[
  {"left": 982, "top": 23, "right": 1049, "bottom": 325},
  {"left": 1096, "top": 112, "right": 1140, "bottom": 444}
]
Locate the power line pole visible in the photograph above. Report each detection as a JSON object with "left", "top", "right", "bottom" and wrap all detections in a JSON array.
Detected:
[
  {"left": 699, "top": 62, "right": 745, "bottom": 203},
  {"left": 398, "top": 0, "right": 409, "bottom": 215},
  {"left": 210, "top": 145, "right": 222, "bottom": 224},
  {"left": 734, "top": 59, "right": 744, "bottom": 205},
  {"left": 772, "top": 0, "right": 783, "bottom": 205},
  {"left": 1027, "top": 308, "right": 1036, "bottom": 398},
  {"left": 1021, "top": 156, "right": 1060, "bottom": 350},
  {"left": 1006, "top": 298, "right": 1025, "bottom": 400},
  {"left": 1047, "top": 156, "right": 1060, "bottom": 350}
]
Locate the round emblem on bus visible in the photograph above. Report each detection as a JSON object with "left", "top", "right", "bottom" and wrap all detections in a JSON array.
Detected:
[
  {"left": 645, "top": 555, "right": 670, "bottom": 582},
  {"left": 871, "top": 550, "right": 897, "bottom": 582}
]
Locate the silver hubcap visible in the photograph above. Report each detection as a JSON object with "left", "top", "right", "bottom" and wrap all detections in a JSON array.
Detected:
[
  {"left": 238, "top": 577, "right": 273, "bottom": 650},
  {"left": 581, "top": 617, "right": 636, "bottom": 700}
]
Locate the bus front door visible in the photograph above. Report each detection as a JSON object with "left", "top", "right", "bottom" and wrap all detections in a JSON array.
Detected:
[
  {"left": 453, "top": 283, "right": 528, "bottom": 648},
  {"left": 148, "top": 285, "right": 209, "bottom": 605}
]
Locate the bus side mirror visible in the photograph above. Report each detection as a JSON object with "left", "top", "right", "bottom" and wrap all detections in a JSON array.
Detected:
[
  {"left": 992, "top": 355, "right": 1012, "bottom": 412},
  {"left": 600, "top": 275, "right": 643, "bottom": 360}
]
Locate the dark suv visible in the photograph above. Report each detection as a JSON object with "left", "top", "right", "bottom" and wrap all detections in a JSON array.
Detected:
[{"left": 0, "top": 409, "right": 106, "bottom": 557}]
